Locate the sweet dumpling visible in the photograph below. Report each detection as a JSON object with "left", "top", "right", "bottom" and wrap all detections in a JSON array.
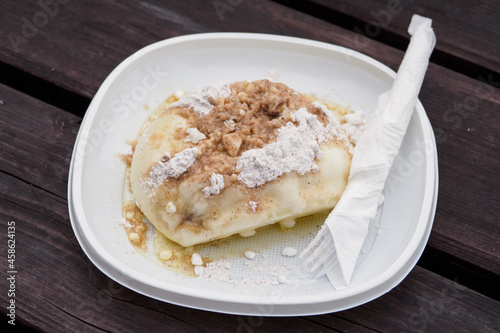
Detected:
[{"left": 130, "top": 79, "right": 353, "bottom": 247}]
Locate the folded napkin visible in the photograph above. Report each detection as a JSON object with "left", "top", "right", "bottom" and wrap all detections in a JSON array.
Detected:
[{"left": 325, "top": 14, "right": 436, "bottom": 289}]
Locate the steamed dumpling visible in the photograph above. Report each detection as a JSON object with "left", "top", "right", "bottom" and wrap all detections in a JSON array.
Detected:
[{"left": 130, "top": 80, "right": 352, "bottom": 247}]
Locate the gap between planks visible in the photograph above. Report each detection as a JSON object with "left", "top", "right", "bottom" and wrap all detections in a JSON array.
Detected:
[
  {"left": 0, "top": 61, "right": 90, "bottom": 118},
  {"left": 270, "top": 0, "right": 500, "bottom": 87}
]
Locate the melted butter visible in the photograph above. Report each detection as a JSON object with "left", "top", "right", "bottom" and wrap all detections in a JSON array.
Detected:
[
  {"left": 152, "top": 211, "right": 328, "bottom": 275},
  {"left": 122, "top": 201, "right": 148, "bottom": 250}
]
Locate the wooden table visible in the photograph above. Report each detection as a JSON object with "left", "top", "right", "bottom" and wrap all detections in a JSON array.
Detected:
[{"left": 1, "top": 1, "right": 499, "bottom": 332}]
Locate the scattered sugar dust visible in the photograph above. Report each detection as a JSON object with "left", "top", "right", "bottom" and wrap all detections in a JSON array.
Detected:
[{"left": 194, "top": 247, "right": 315, "bottom": 287}]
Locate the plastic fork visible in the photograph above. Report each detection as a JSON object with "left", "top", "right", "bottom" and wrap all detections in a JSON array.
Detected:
[
  {"left": 299, "top": 15, "right": 435, "bottom": 286},
  {"left": 300, "top": 204, "right": 383, "bottom": 279}
]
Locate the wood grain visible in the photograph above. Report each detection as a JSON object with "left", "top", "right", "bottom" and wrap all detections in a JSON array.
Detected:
[
  {"left": 1, "top": 0, "right": 500, "bottom": 331},
  {"left": 1, "top": 173, "right": 499, "bottom": 332},
  {"left": 1, "top": 84, "right": 499, "bottom": 331},
  {"left": 0, "top": 0, "right": 499, "bottom": 276},
  {"left": 0, "top": 86, "right": 79, "bottom": 200},
  {"left": 0, "top": 0, "right": 497, "bottom": 97},
  {"left": 306, "top": 0, "right": 500, "bottom": 76}
]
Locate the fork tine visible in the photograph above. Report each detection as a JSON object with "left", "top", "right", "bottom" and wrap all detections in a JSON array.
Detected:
[
  {"left": 307, "top": 250, "right": 335, "bottom": 273},
  {"left": 300, "top": 223, "right": 342, "bottom": 278},
  {"left": 312, "top": 236, "right": 333, "bottom": 260},
  {"left": 300, "top": 229, "right": 325, "bottom": 257},
  {"left": 302, "top": 236, "right": 330, "bottom": 266},
  {"left": 301, "top": 225, "right": 331, "bottom": 254},
  {"left": 307, "top": 252, "right": 339, "bottom": 278},
  {"left": 302, "top": 203, "right": 385, "bottom": 279},
  {"left": 300, "top": 226, "right": 340, "bottom": 279},
  {"left": 306, "top": 239, "right": 335, "bottom": 272},
  {"left": 313, "top": 258, "right": 339, "bottom": 279}
]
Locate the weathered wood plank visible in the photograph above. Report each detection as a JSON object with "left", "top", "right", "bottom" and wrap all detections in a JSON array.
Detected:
[
  {"left": 418, "top": 69, "right": 500, "bottom": 276},
  {"left": 2, "top": 0, "right": 500, "bottom": 276},
  {"left": 304, "top": 0, "right": 500, "bottom": 76},
  {"left": 0, "top": 87, "right": 79, "bottom": 200},
  {"left": 0, "top": 0, "right": 204, "bottom": 98},
  {"left": 0, "top": 0, "right": 497, "bottom": 98},
  {"left": 312, "top": 268, "right": 500, "bottom": 332},
  {"left": 1, "top": 170, "right": 499, "bottom": 332}
]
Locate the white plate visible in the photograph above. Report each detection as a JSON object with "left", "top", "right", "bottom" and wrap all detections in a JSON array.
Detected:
[{"left": 68, "top": 33, "right": 438, "bottom": 316}]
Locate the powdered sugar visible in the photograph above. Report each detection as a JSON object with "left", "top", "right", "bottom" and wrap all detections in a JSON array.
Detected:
[
  {"left": 313, "top": 101, "right": 364, "bottom": 145},
  {"left": 282, "top": 247, "right": 298, "bottom": 257},
  {"left": 202, "top": 173, "right": 224, "bottom": 197},
  {"left": 194, "top": 259, "right": 232, "bottom": 282},
  {"left": 165, "top": 201, "right": 176, "bottom": 214},
  {"left": 136, "top": 135, "right": 150, "bottom": 152},
  {"left": 191, "top": 253, "right": 203, "bottom": 266},
  {"left": 142, "top": 147, "right": 198, "bottom": 194},
  {"left": 224, "top": 119, "right": 236, "bottom": 131},
  {"left": 244, "top": 251, "right": 256, "bottom": 260},
  {"left": 236, "top": 107, "right": 340, "bottom": 188},
  {"left": 312, "top": 102, "right": 341, "bottom": 128},
  {"left": 173, "top": 90, "right": 184, "bottom": 99},
  {"left": 266, "top": 69, "right": 279, "bottom": 81},
  {"left": 185, "top": 127, "right": 206, "bottom": 144},
  {"left": 342, "top": 112, "right": 365, "bottom": 144},
  {"left": 170, "top": 82, "right": 231, "bottom": 116},
  {"left": 193, "top": 250, "right": 311, "bottom": 286},
  {"left": 247, "top": 200, "right": 258, "bottom": 212}
]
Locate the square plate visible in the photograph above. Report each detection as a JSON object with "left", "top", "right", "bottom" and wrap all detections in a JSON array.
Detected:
[{"left": 68, "top": 33, "right": 438, "bottom": 316}]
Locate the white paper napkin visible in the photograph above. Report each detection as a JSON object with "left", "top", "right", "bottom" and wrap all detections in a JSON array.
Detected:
[{"left": 325, "top": 14, "right": 436, "bottom": 289}]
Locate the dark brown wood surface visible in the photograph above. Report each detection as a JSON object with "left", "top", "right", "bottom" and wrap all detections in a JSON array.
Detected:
[
  {"left": 1, "top": 0, "right": 499, "bottom": 332},
  {"left": 289, "top": 0, "right": 500, "bottom": 78}
]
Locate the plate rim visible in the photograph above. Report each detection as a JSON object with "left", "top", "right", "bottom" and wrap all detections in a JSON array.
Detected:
[{"left": 68, "top": 32, "right": 438, "bottom": 315}]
